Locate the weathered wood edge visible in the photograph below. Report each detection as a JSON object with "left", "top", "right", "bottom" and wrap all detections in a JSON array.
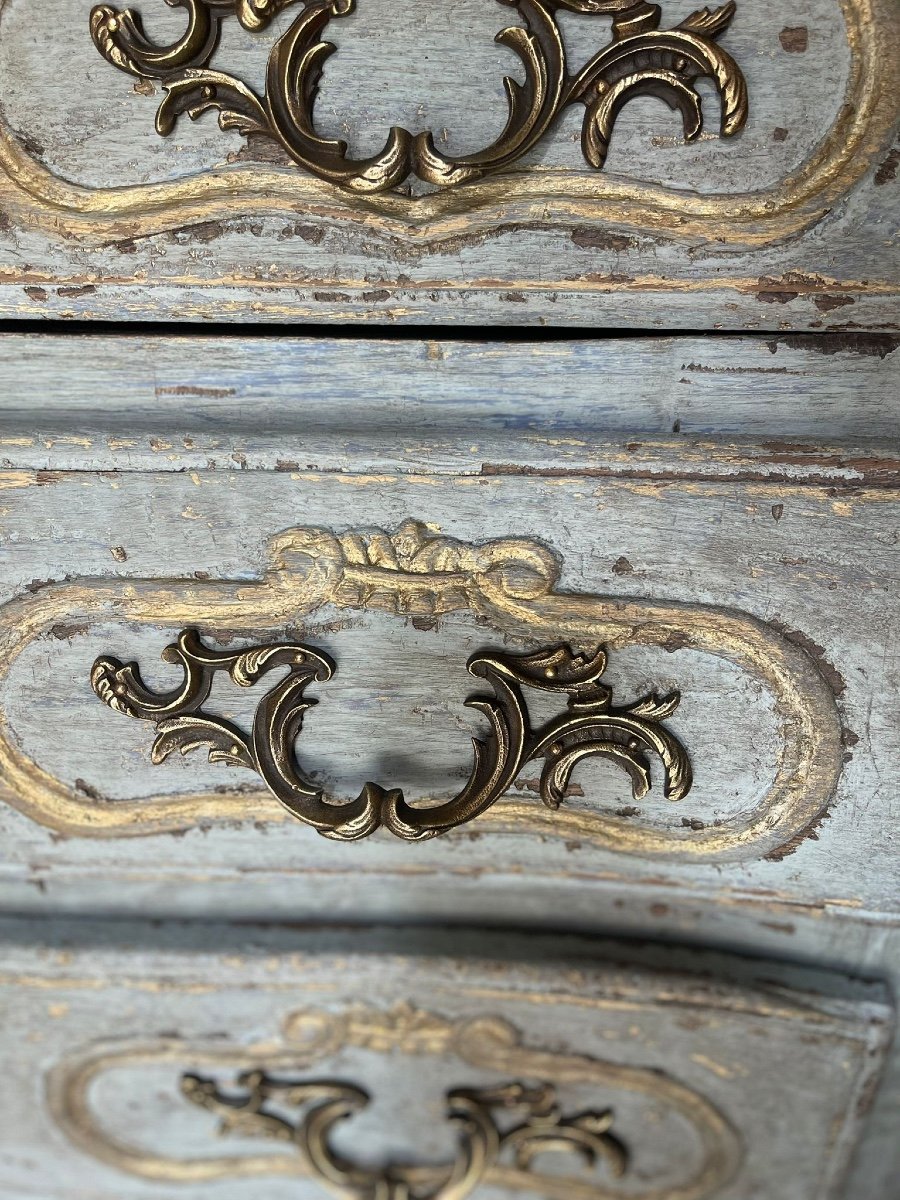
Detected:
[
  {"left": 0, "top": 916, "right": 892, "bottom": 1019},
  {"left": 1, "top": 333, "right": 898, "bottom": 478},
  {"left": 1, "top": 280, "right": 897, "bottom": 330}
]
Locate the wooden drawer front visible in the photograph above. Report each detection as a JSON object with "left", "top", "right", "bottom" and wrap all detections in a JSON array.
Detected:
[
  {"left": 0, "top": 922, "right": 890, "bottom": 1200},
  {"left": 0, "top": 501, "right": 842, "bottom": 858},
  {"left": 0, "top": 0, "right": 897, "bottom": 327},
  {"left": 0, "top": 434, "right": 898, "bottom": 925}
]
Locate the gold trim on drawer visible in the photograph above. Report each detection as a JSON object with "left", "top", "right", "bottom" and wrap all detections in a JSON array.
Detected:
[
  {"left": 0, "top": 521, "right": 841, "bottom": 860},
  {"left": 0, "top": 0, "right": 894, "bottom": 246},
  {"left": 47, "top": 1003, "right": 742, "bottom": 1198}
]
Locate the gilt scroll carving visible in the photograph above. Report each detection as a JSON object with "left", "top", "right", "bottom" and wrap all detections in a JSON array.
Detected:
[
  {"left": 88, "top": 0, "right": 749, "bottom": 195},
  {"left": 91, "top": 630, "right": 692, "bottom": 841}
]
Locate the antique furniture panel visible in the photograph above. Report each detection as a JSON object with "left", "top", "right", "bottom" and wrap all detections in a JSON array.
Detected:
[
  {"left": 0, "top": 333, "right": 898, "bottom": 1197},
  {"left": 0, "top": 919, "right": 891, "bottom": 1200},
  {"left": 2, "top": 453, "right": 899, "bottom": 906},
  {"left": 0, "top": 0, "right": 897, "bottom": 326},
  {"left": 0, "top": 334, "right": 897, "bottom": 918}
]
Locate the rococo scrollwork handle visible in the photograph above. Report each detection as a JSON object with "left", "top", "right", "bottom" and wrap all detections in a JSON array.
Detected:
[
  {"left": 88, "top": 0, "right": 749, "bottom": 195},
  {"left": 91, "top": 631, "right": 692, "bottom": 841},
  {"left": 181, "top": 1071, "right": 629, "bottom": 1200}
]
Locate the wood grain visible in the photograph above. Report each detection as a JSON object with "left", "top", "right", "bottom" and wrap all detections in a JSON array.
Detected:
[{"left": 0, "top": 332, "right": 897, "bottom": 470}]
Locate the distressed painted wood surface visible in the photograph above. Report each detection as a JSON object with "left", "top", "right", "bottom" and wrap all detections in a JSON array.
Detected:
[
  {"left": 0, "top": 328, "right": 897, "bottom": 902},
  {"left": 0, "top": 919, "right": 891, "bottom": 1200},
  {"left": 1, "top": 332, "right": 899, "bottom": 459},
  {"left": 0, "top": 333, "right": 898, "bottom": 1196},
  {"left": 2, "top": 462, "right": 897, "bottom": 899},
  {"left": 0, "top": 0, "right": 897, "bottom": 327}
]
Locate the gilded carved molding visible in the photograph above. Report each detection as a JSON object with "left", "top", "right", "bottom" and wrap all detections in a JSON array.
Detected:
[
  {"left": 88, "top": 0, "right": 748, "bottom": 195},
  {"left": 46, "top": 1003, "right": 742, "bottom": 1199},
  {"left": 91, "top": 630, "right": 692, "bottom": 841},
  {"left": 0, "top": 521, "right": 842, "bottom": 859}
]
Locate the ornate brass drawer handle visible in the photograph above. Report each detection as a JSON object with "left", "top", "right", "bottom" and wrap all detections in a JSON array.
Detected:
[
  {"left": 181, "top": 1070, "right": 628, "bottom": 1199},
  {"left": 88, "top": 0, "right": 749, "bottom": 195},
  {"left": 92, "top": 630, "right": 691, "bottom": 841}
]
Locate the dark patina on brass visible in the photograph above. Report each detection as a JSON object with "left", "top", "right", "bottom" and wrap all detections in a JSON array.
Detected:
[
  {"left": 92, "top": 630, "right": 692, "bottom": 841},
  {"left": 89, "top": 0, "right": 749, "bottom": 195},
  {"left": 181, "top": 1071, "right": 629, "bottom": 1199}
]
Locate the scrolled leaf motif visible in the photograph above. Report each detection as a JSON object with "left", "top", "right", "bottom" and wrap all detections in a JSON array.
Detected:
[
  {"left": 265, "top": 0, "right": 415, "bottom": 193},
  {"left": 156, "top": 70, "right": 271, "bottom": 139},
  {"left": 237, "top": 0, "right": 306, "bottom": 31},
  {"left": 414, "top": 0, "right": 568, "bottom": 190},
  {"left": 181, "top": 1070, "right": 629, "bottom": 1200},
  {"left": 91, "top": 630, "right": 693, "bottom": 842},
  {"left": 569, "top": 2, "right": 749, "bottom": 169},
  {"left": 88, "top": 0, "right": 749, "bottom": 195},
  {"left": 90, "top": 0, "right": 239, "bottom": 76}
]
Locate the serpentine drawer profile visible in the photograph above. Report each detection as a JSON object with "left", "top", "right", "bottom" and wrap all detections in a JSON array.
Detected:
[{"left": 0, "top": 921, "right": 892, "bottom": 1200}]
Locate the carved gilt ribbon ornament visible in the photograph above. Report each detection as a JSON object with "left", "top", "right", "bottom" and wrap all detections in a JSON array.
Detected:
[
  {"left": 91, "top": 632, "right": 692, "bottom": 841},
  {"left": 89, "top": 0, "right": 749, "bottom": 195}
]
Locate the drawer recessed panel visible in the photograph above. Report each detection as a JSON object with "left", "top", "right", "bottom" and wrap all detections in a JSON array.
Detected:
[
  {"left": 0, "top": 454, "right": 897, "bottom": 921},
  {"left": 0, "top": 922, "right": 891, "bottom": 1200},
  {"left": 0, "top": 518, "right": 837, "bottom": 859},
  {"left": 0, "top": 0, "right": 897, "bottom": 327}
]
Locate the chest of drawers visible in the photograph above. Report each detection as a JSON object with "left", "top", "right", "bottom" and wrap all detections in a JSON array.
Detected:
[{"left": 0, "top": 1, "right": 898, "bottom": 1196}]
